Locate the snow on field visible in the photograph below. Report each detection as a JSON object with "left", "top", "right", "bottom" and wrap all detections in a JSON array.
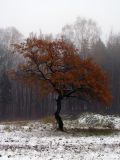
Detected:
[
  {"left": 0, "top": 114, "right": 120, "bottom": 160},
  {"left": 64, "top": 113, "right": 120, "bottom": 129}
]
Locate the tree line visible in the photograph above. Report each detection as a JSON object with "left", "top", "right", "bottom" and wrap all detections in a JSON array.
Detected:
[{"left": 0, "top": 18, "right": 120, "bottom": 121}]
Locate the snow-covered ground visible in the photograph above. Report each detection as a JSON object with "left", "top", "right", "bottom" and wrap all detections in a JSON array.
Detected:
[{"left": 0, "top": 114, "right": 120, "bottom": 160}]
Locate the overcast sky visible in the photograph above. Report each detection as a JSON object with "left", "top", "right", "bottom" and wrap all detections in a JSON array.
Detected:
[{"left": 0, "top": 0, "right": 120, "bottom": 38}]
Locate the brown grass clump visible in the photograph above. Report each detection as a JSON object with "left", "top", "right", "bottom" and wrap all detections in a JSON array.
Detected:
[{"left": 41, "top": 116, "right": 57, "bottom": 128}]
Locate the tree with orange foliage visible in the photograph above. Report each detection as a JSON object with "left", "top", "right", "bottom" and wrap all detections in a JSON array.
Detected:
[{"left": 12, "top": 38, "right": 112, "bottom": 131}]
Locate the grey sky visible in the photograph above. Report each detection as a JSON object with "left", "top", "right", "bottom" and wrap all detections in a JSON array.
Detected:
[{"left": 0, "top": 0, "right": 120, "bottom": 38}]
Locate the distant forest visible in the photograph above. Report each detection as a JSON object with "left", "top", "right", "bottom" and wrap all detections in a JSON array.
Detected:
[{"left": 0, "top": 17, "right": 120, "bottom": 120}]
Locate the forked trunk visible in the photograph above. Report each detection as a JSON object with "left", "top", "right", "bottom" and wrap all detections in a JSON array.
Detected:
[{"left": 55, "top": 97, "right": 63, "bottom": 131}]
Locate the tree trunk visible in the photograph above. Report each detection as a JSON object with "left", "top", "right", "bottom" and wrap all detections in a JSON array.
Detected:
[{"left": 55, "top": 96, "right": 63, "bottom": 131}]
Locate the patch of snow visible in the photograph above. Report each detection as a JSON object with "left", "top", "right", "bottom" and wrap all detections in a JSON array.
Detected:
[
  {"left": 64, "top": 113, "right": 120, "bottom": 129},
  {"left": 0, "top": 114, "right": 120, "bottom": 159}
]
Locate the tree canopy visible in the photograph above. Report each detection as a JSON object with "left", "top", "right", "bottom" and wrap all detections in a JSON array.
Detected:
[{"left": 12, "top": 37, "right": 112, "bottom": 130}]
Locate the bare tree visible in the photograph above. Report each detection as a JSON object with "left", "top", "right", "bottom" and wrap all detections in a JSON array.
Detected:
[{"left": 61, "top": 17, "right": 101, "bottom": 58}]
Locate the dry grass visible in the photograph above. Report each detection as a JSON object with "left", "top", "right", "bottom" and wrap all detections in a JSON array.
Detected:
[
  {"left": 41, "top": 116, "right": 57, "bottom": 127},
  {"left": 0, "top": 120, "right": 29, "bottom": 126}
]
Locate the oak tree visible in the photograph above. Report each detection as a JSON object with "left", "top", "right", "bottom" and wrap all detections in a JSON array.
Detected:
[{"left": 12, "top": 38, "right": 112, "bottom": 131}]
